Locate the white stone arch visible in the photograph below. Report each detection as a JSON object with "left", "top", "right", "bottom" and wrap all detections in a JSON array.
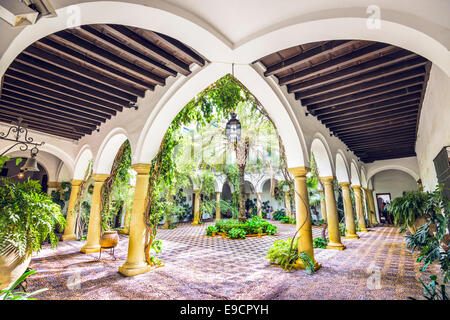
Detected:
[
  {"left": 0, "top": 1, "right": 231, "bottom": 79},
  {"left": 235, "top": 11, "right": 450, "bottom": 77},
  {"left": 136, "top": 62, "right": 308, "bottom": 168},
  {"left": 93, "top": 128, "right": 129, "bottom": 175},
  {"left": 367, "top": 165, "right": 420, "bottom": 183},
  {"left": 0, "top": 142, "right": 75, "bottom": 178},
  {"left": 256, "top": 177, "right": 271, "bottom": 193},
  {"left": 310, "top": 134, "right": 334, "bottom": 177},
  {"left": 350, "top": 161, "right": 361, "bottom": 186},
  {"left": 73, "top": 145, "right": 94, "bottom": 180},
  {"left": 335, "top": 150, "right": 350, "bottom": 183},
  {"left": 361, "top": 167, "right": 369, "bottom": 188}
]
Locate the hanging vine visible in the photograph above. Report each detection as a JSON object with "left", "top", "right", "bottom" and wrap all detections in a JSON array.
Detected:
[
  {"left": 99, "top": 140, "right": 132, "bottom": 231},
  {"left": 142, "top": 74, "right": 313, "bottom": 266}
]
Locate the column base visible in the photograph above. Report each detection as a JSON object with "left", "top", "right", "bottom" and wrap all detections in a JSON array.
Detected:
[
  {"left": 118, "top": 262, "right": 152, "bottom": 277},
  {"left": 119, "top": 228, "right": 129, "bottom": 235},
  {"left": 61, "top": 234, "right": 77, "bottom": 241},
  {"left": 192, "top": 221, "right": 200, "bottom": 225},
  {"left": 344, "top": 234, "right": 360, "bottom": 239},
  {"left": 326, "top": 242, "right": 346, "bottom": 250},
  {"left": 293, "top": 260, "right": 322, "bottom": 271},
  {"left": 80, "top": 244, "right": 101, "bottom": 253},
  {"left": 359, "top": 228, "right": 369, "bottom": 232}
]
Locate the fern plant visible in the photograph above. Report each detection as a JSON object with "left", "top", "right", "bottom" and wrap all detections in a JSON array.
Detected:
[
  {"left": 0, "top": 179, "right": 66, "bottom": 257},
  {"left": 389, "top": 190, "right": 429, "bottom": 233},
  {"left": 267, "top": 238, "right": 316, "bottom": 274},
  {"left": 0, "top": 270, "right": 47, "bottom": 300}
]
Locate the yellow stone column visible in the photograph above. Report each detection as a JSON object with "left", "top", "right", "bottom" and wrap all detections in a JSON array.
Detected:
[
  {"left": 366, "top": 189, "right": 378, "bottom": 226},
  {"left": 119, "top": 164, "right": 151, "bottom": 276},
  {"left": 80, "top": 174, "right": 109, "bottom": 253},
  {"left": 215, "top": 191, "right": 221, "bottom": 222},
  {"left": 319, "top": 190, "right": 327, "bottom": 222},
  {"left": 120, "top": 186, "right": 135, "bottom": 235},
  {"left": 320, "top": 176, "right": 346, "bottom": 250},
  {"left": 352, "top": 185, "right": 368, "bottom": 232},
  {"left": 339, "top": 182, "right": 359, "bottom": 239},
  {"left": 256, "top": 192, "right": 263, "bottom": 218},
  {"left": 288, "top": 167, "right": 321, "bottom": 270},
  {"left": 61, "top": 180, "right": 83, "bottom": 241},
  {"left": 192, "top": 189, "right": 201, "bottom": 225}
]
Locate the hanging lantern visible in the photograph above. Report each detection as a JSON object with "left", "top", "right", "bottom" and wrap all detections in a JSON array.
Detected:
[
  {"left": 225, "top": 112, "right": 241, "bottom": 143},
  {"left": 17, "top": 170, "right": 25, "bottom": 179},
  {"left": 21, "top": 151, "right": 39, "bottom": 172}
]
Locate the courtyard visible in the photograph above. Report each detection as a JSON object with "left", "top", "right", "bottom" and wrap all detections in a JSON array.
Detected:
[{"left": 27, "top": 222, "right": 436, "bottom": 300}]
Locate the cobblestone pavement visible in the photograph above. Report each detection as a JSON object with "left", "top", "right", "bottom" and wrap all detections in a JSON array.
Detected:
[{"left": 27, "top": 221, "right": 437, "bottom": 300}]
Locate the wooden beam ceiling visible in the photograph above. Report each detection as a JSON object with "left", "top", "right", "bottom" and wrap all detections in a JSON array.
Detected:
[
  {"left": 0, "top": 24, "right": 206, "bottom": 140},
  {"left": 257, "top": 40, "right": 431, "bottom": 162}
]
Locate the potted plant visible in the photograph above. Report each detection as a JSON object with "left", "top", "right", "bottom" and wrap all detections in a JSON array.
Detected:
[
  {"left": 206, "top": 225, "right": 218, "bottom": 237},
  {"left": 0, "top": 179, "right": 66, "bottom": 290},
  {"left": 389, "top": 191, "right": 430, "bottom": 234}
]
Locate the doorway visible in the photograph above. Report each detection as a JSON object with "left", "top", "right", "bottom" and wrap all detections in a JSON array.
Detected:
[{"left": 376, "top": 193, "right": 392, "bottom": 224}]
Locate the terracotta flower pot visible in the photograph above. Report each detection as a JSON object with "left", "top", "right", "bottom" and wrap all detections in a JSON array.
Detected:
[
  {"left": 0, "top": 245, "right": 32, "bottom": 290},
  {"left": 407, "top": 216, "right": 428, "bottom": 234},
  {"left": 100, "top": 231, "right": 119, "bottom": 248}
]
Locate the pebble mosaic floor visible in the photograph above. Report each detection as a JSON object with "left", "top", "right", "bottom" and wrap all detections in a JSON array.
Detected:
[{"left": 26, "top": 221, "right": 438, "bottom": 300}]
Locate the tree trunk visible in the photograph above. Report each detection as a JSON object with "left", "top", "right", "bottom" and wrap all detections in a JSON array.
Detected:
[{"left": 238, "top": 164, "right": 246, "bottom": 222}]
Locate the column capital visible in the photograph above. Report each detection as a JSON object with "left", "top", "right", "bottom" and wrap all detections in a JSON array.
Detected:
[
  {"left": 47, "top": 181, "right": 62, "bottom": 189},
  {"left": 92, "top": 174, "right": 109, "bottom": 182},
  {"left": 351, "top": 185, "right": 362, "bottom": 191},
  {"left": 288, "top": 166, "right": 310, "bottom": 177},
  {"left": 131, "top": 163, "right": 151, "bottom": 174},
  {"left": 71, "top": 179, "right": 84, "bottom": 186},
  {"left": 338, "top": 182, "right": 351, "bottom": 188},
  {"left": 215, "top": 191, "right": 221, "bottom": 194},
  {"left": 193, "top": 188, "right": 201, "bottom": 193},
  {"left": 319, "top": 176, "right": 335, "bottom": 183}
]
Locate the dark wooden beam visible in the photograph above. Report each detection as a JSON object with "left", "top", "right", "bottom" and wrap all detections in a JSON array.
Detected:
[
  {"left": 286, "top": 50, "right": 417, "bottom": 92},
  {"left": 329, "top": 115, "right": 417, "bottom": 135},
  {"left": 2, "top": 79, "right": 114, "bottom": 118},
  {"left": 264, "top": 40, "right": 351, "bottom": 77},
  {"left": 49, "top": 32, "right": 166, "bottom": 86},
  {"left": 0, "top": 117, "right": 82, "bottom": 140},
  {"left": 348, "top": 138, "right": 417, "bottom": 150},
  {"left": 290, "top": 57, "right": 427, "bottom": 96},
  {"left": 5, "top": 70, "right": 122, "bottom": 113},
  {"left": 313, "top": 87, "right": 422, "bottom": 116},
  {"left": 337, "top": 125, "right": 416, "bottom": 140},
  {"left": 15, "top": 54, "right": 136, "bottom": 103},
  {"left": 98, "top": 25, "right": 191, "bottom": 76},
  {"left": 342, "top": 130, "right": 416, "bottom": 143},
  {"left": 330, "top": 110, "right": 417, "bottom": 131},
  {"left": 36, "top": 38, "right": 155, "bottom": 91},
  {"left": 25, "top": 45, "right": 145, "bottom": 97},
  {"left": 278, "top": 43, "right": 393, "bottom": 86},
  {"left": 361, "top": 152, "right": 416, "bottom": 162},
  {"left": 326, "top": 106, "right": 418, "bottom": 127},
  {"left": 303, "top": 78, "right": 423, "bottom": 110},
  {"left": 319, "top": 98, "right": 420, "bottom": 121},
  {"left": 299, "top": 69, "right": 425, "bottom": 104},
  {"left": 75, "top": 25, "right": 177, "bottom": 77},
  {"left": 147, "top": 30, "right": 205, "bottom": 66},
  {"left": 0, "top": 107, "right": 92, "bottom": 135},
  {"left": 1, "top": 91, "right": 102, "bottom": 126}
]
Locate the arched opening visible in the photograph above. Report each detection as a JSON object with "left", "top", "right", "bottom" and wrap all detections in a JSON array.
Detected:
[{"left": 0, "top": 157, "right": 49, "bottom": 192}]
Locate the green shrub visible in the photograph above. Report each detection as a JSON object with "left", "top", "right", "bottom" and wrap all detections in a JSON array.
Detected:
[
  {"left": 265, "top": 224, "right": 277, "bottom": 235},
  {"left": 313, "top": 237, "right": 328, "bottom": 248},
  {"left": 339, "top": 222, "right": 346, "bottom": 236},
  {"left": 280, "top": 216, "right": 292, "bottom": 223},
  {"left": 273, "top": 209, "right": 286, "bottom": 221},
  {"left": 389, "top": 190, "right": 429, "bottom": 233},
  {"left": 266, "top": 238, "right": 315, "bottom": 274},
  {"left": 214, "top": 219, "right": 243, "bottom": 234},
  {"left": 0, "top": 179, "right": 66, "bottom": 257},
  {"left": 228, "top": 228, "right": 246, "bottom": 239},
  {"left": 205, "top": 225, "right": 218, "bottom": 236}
]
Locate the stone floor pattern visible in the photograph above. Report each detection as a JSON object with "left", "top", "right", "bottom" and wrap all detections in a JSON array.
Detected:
[{"left": 27, "top": 221, "right": 437, "bottom": 300}]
